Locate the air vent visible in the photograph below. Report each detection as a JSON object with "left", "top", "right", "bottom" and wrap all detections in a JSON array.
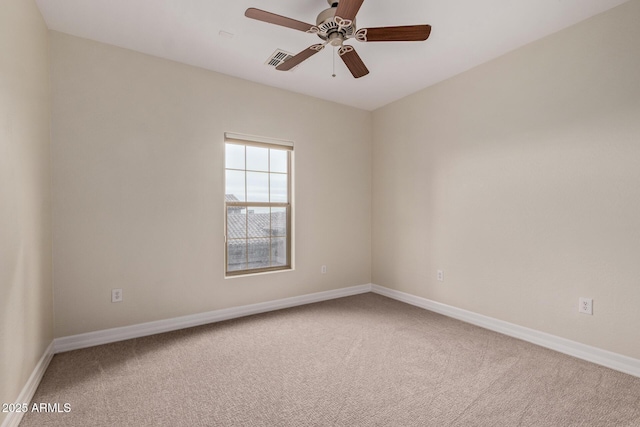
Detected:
[{"left": 265, "top": 49, "right": 294, "bottom": 69}]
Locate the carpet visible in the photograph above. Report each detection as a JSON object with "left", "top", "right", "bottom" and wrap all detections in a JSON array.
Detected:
[{"left": 20, "top": 293, "right": 640, "bottom": 426}]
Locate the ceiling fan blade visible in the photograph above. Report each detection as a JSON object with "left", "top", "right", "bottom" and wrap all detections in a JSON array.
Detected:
[
  {"left": 338, "top": 45, "right": 369, "bottom": 79},
  {"left": 245, "top": 8, "right": 315, "bottom": 32},
  {"left": 358, "top": 25, "right": 432, "bottom": 42},
  {"left": 335, "top": 0, "right": 365, "bottom": 22},
  {"left": 276, "top": 44, "right": 325, "bottom": 71}
]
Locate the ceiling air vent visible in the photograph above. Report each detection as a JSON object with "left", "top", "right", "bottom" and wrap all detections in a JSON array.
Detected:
[{"left": 265, "top": 49, "right": 294, "bottom": 69}]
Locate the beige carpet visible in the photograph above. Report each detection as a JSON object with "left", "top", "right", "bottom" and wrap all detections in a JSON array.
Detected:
[{"left": 21, "top": 293, "right": 640, "bottom": 426}]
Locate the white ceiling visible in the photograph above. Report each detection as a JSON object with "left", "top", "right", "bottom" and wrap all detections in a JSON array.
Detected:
[{"left": 35, "top": 0, "right": 629, "bottom": 111}]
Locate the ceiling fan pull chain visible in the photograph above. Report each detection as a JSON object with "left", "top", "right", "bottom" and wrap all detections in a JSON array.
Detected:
[{"left": 332, "top": 46, "right": 336, "bottom": 77}]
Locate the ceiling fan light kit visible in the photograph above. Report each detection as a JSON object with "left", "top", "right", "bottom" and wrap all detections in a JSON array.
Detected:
[{"left": 245, "top": 0, "right": 431, "bottom": 78}]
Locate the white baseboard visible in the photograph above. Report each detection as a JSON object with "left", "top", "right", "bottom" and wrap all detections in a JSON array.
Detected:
[
  {"left": 371, "top": 284, "right": 640, "bottom": 378},
  {"left": 54, "top": 283, "right": 373, "bottom": 353},
  {"left": 1, "top": 341, "right": 55, "bottom": 427}
]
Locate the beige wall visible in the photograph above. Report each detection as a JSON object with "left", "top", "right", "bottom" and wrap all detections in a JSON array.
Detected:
[
  {"left": 372, "top": 0, "right": 640, "bottom": 359},
  {"left": 0, "top": 0, "right": 53, "bottom": 422},
  {"left": 11, "top": 0, "right": 637, "bottom": 380},
  {"left": 50, "top": 32, "right": 372, "bottom": 337}
]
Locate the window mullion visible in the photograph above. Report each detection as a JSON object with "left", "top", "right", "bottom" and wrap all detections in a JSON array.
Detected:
[
  {"left": 244, "top": 147, "right": 248, "bottom": 269},
  {"left": 268, "top": 149, "right": 272, "bottom": 267}
]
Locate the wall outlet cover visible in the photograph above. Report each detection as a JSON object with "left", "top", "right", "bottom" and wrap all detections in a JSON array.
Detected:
[
  {"left": 112, "top": 288, "right": 123, "bottom": 303},
  {"left": 579, "top": 297, "right": 593, "bottom": 315}
]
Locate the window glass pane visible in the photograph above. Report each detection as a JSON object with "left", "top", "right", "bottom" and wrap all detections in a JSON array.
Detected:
[
  {"left": 247, "top": 207, "right": 270, "bottom": 238},
  {"left": 270, "top": 173, "right": 288, "bottom": 203},
  {"left": 225, "top": 170, "right": 245, "bottom": 202},
  {"left": 227, "top": 241, "right": 247, "bottom": 272},
  {"left": 271, "top": 237, "right": 287, "bottom": 267},
  {"left": 225, "top": 143, "right": 245, "bottom": 170},
  {"left": 226, "top": 207, "right": 246, "bottom": 239},
  {"left": 247, "top": 172, "right": 269, "bottom": 202},
  {"left": 270, "top": 207, "right": 287, "bottom": 237},
  {"left": 270, "top": 149, "right": 288, "bottom": 173},
  {"left": 247, "top": 238, "right": 270, "bottom": 269},
  {"left": 246, "top": 146, "right": 269, "bottom": 172}
]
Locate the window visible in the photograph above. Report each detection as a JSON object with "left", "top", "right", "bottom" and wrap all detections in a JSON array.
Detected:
[{"left": 224, "top": 133, "right": 293, "bottom": 276}]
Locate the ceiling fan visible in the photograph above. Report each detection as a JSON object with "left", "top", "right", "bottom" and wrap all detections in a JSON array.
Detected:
[{"left": 245, "top": 0, "right": 432, "bottom": 78}]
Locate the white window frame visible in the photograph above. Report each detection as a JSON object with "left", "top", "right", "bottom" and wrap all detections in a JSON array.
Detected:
[{"left": 224, "top": 133, "right": 294, "bottom": 277}]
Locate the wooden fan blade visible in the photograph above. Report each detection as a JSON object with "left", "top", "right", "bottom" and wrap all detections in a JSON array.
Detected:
[
  {"left": 360, "top": 25, "right": 431, "bottom": 42},
  {"left": 245, "top": 8, "right": 314, "bottom": 32},
  {"left": 335, "top": 0, "right": 365, "bottom": 22},
  {"left": 276, "top": 45, "right": 324, "bottom": 71},
  {"left": 339, "top": 46, "right": 369, "bottom": 79}
]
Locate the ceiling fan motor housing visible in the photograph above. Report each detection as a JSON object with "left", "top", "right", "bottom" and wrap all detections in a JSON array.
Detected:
[{"left": 316, "top": 5, "right": 356, "bottom": 45}]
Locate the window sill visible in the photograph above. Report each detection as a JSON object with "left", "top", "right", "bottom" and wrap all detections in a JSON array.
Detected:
[{"left": 224, "top": 267, "right": 295, "bottom": 280}]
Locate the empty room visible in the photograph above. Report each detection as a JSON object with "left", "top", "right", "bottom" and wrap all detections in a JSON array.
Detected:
[{"left": 2, "top": 0, "right": 640, "bottom": 425}]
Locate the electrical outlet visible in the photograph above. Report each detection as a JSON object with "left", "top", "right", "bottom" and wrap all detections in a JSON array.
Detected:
[
  {"left": 321, "top": 265, "right": 327, "bottom": 274},
  {"left": 578, "top": 297, "right": 592, "bottom": 315},
  {"left": 437, "top": 270, "right": 444, "bottom": 282},
  {"left": 112, "top": 288, "right": 123, "bottom": 303}
]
